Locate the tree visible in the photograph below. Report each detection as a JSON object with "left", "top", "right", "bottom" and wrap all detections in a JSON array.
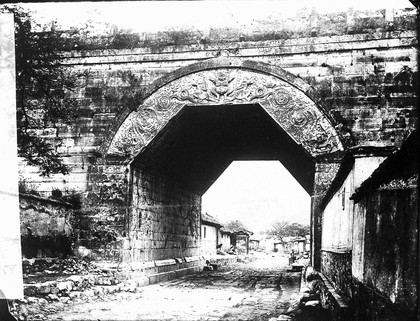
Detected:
[
  {"left": 0, "top": 5, "right": 84, "bottom": 176},
  {"left": 224, "top": 220, "right": 251, "bottom": 233},
  {"left": 265, "top": 221, "right": 309, "bottom": 240}
]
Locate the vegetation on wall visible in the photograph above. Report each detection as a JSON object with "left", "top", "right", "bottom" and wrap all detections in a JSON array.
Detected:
[
  {"left": 54, "top": 23, "right": 204, "bottom": 52},
  {"left": 5, "top": 5, "right": 415, "bottom": 59},
  {"left": 0, "top": 5, "right": 86, "bottom": 176},
  {"left": 60, "top": 8, "right": 418, "bottom": 51},
  {"left": 18, "top": 175, "right": 82, "bottom": 208},
  {"left": 18, "top": 176, "right": 40, "bottom": 196},
  {"left": 102, "top": 70, "right": 143, "bottom": 112}
]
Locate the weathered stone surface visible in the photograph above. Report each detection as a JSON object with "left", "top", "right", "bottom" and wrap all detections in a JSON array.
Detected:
[
  {"left": 154, "top": 259, "right": 177, "bottom": 267},
  {"left": 184, "top": 256, "right": 201, "bottom": 263},
  {"left": 95, "top": 277, "right": 112, "bottom": 285},
  {"left": 20, "top": 194, "right": 74, "bottom": 258},
  {"left": 129, "top": 169, "right": 201, "bottom": 262},
  {"left": 47, "top": 294, "right": 60, "bottom": 301},
  {"left": 68, "top": 291, "right": 82, "bottom": 300},
  {"left": 37, "top": 284, "right": 52, "bottom": 295},
  {"left": 107, "top": 65, "right": 343, "bottom": 157},
  {"left": 23, "top": 285, "right": 38, "bottom": 296},
  {"left": 57, "top": 281, "right": 73, "bottom": 292},
  {"left": 320, "top": 250, "right": 353, "bottom": 299}
]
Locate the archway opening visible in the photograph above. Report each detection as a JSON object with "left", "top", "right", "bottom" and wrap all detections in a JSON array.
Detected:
[
  {"left": 202, "top": 160, "right": 310, "bottom": 233},
  {"left": 131, "top": 104, "right": 315, "bottom": 195},
  {"left": 129, "top": 103, "right": 315, "bottom": 261}
]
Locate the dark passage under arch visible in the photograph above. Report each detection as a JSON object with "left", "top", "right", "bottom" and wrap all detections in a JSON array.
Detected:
[{"left": 131, "top": 103, "right": 314, "bottom": 195}]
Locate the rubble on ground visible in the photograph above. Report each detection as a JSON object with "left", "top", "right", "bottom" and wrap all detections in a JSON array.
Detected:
[
  {"left": 19, "top": 257, "right": 149, "bottom": 305},
  {"left": 22, "top": 257, "right": 100, "bottom": 277}
]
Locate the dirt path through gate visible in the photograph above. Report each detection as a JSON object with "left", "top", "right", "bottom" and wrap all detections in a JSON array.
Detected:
[{"left": 27, "top": 254, "right": 303, "bottom": 321}]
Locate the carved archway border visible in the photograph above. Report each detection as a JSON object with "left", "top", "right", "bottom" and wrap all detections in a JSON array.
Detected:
[{"left": 102, "top": 57, "right": 343, "bottom": 159}]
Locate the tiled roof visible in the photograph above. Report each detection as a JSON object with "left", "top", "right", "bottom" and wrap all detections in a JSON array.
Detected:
[
  {"left": 220, "top": 226, "right": 253, "bottom": 236},
  {"left": 201, "top": 212, "right": 223, "bottom": 227},
  {"left": 352, "top": 129, "right": 419, "bottom": 202}
]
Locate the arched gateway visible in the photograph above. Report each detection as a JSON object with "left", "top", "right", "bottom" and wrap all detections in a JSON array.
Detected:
[
  {"left": 105, "top": 58, "right": 343, "bottom": 158},
  {"left": 103, "top": 58, "right": 344, "bottom": 266}
]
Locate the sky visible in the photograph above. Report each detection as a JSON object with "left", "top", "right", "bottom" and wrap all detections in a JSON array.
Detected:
[
  {"left": 19, "top": 0, "right": 413, "bottom": 33},
  {"left": 202, "top": 161, "right": 310, "bottom": 235}
]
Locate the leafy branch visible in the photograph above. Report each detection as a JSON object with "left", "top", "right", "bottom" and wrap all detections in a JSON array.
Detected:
[
  {"left": 265, "top": 221, "right": 309, "bottom": 242},
  {"left": 1, "top": 5, "right": 87, "bottom": 176}
]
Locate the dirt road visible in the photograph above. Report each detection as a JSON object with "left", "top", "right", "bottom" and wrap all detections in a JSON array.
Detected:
[{"left": 20, "top": 254, "right": 303, "bottom": 321}]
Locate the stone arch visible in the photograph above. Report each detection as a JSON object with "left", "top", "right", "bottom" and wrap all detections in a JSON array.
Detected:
[{"left": 103, "top": 58, "right": 343, "bottom": 159}]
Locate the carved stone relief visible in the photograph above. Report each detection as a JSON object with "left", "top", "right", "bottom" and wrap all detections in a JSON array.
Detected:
[
  {"left": 314, "top": 163, "right": 341, "bottom": 195},
  {"left": 108, "top": 68, "right": 343, "bottom": 157}
]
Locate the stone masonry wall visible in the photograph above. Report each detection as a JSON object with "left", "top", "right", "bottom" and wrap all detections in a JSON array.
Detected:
[
  {"left": 320, "top": 250, "right": 353, "bottom": 299},
  {"left": 19, "top": 194, "right": 74, "bottom": 258},
  {"left": 130, "top": 169, "right": 201, "bottom": 262},
  {"left": 311, "top": 161, "right": 341, "bottom": 269},
  {"left": 73, "top": 161, "right": 129, "bottom": 262},
  {"left": 17, "top": 5, "right": 418, "bottom": 262},
  {"left": 20, "top": 5, "right": 418, "bottom": 193}
]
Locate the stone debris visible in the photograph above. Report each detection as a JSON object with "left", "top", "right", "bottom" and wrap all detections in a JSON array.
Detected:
[
  {"left": 22, "top": 257, "right": 100, "bottom": 277},
  {"left": 21, "top": 274, "right": 147, "bottom": 300},
  {"left": 19, "top": 255, "right": 153, "bottom": 315}
]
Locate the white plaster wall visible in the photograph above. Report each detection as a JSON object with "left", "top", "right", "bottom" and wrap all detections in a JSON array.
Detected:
[
  {"left": 220, "top": 234, "right": 231, "bottom": 251},
  {"left": 353, "top": 156, "right": 386, "bottom": 187},
  {"left": 322, "top": 167, "right": 354, "bottom": 250},
  {"left": 351, "top": 156, "right": 385, "bottom": 280},
  {"left": 201, "top": 224, "right": 218, "bottom": 256},
  {"left": 322, "top": 156, "right": 385, "bottom": 252}
]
